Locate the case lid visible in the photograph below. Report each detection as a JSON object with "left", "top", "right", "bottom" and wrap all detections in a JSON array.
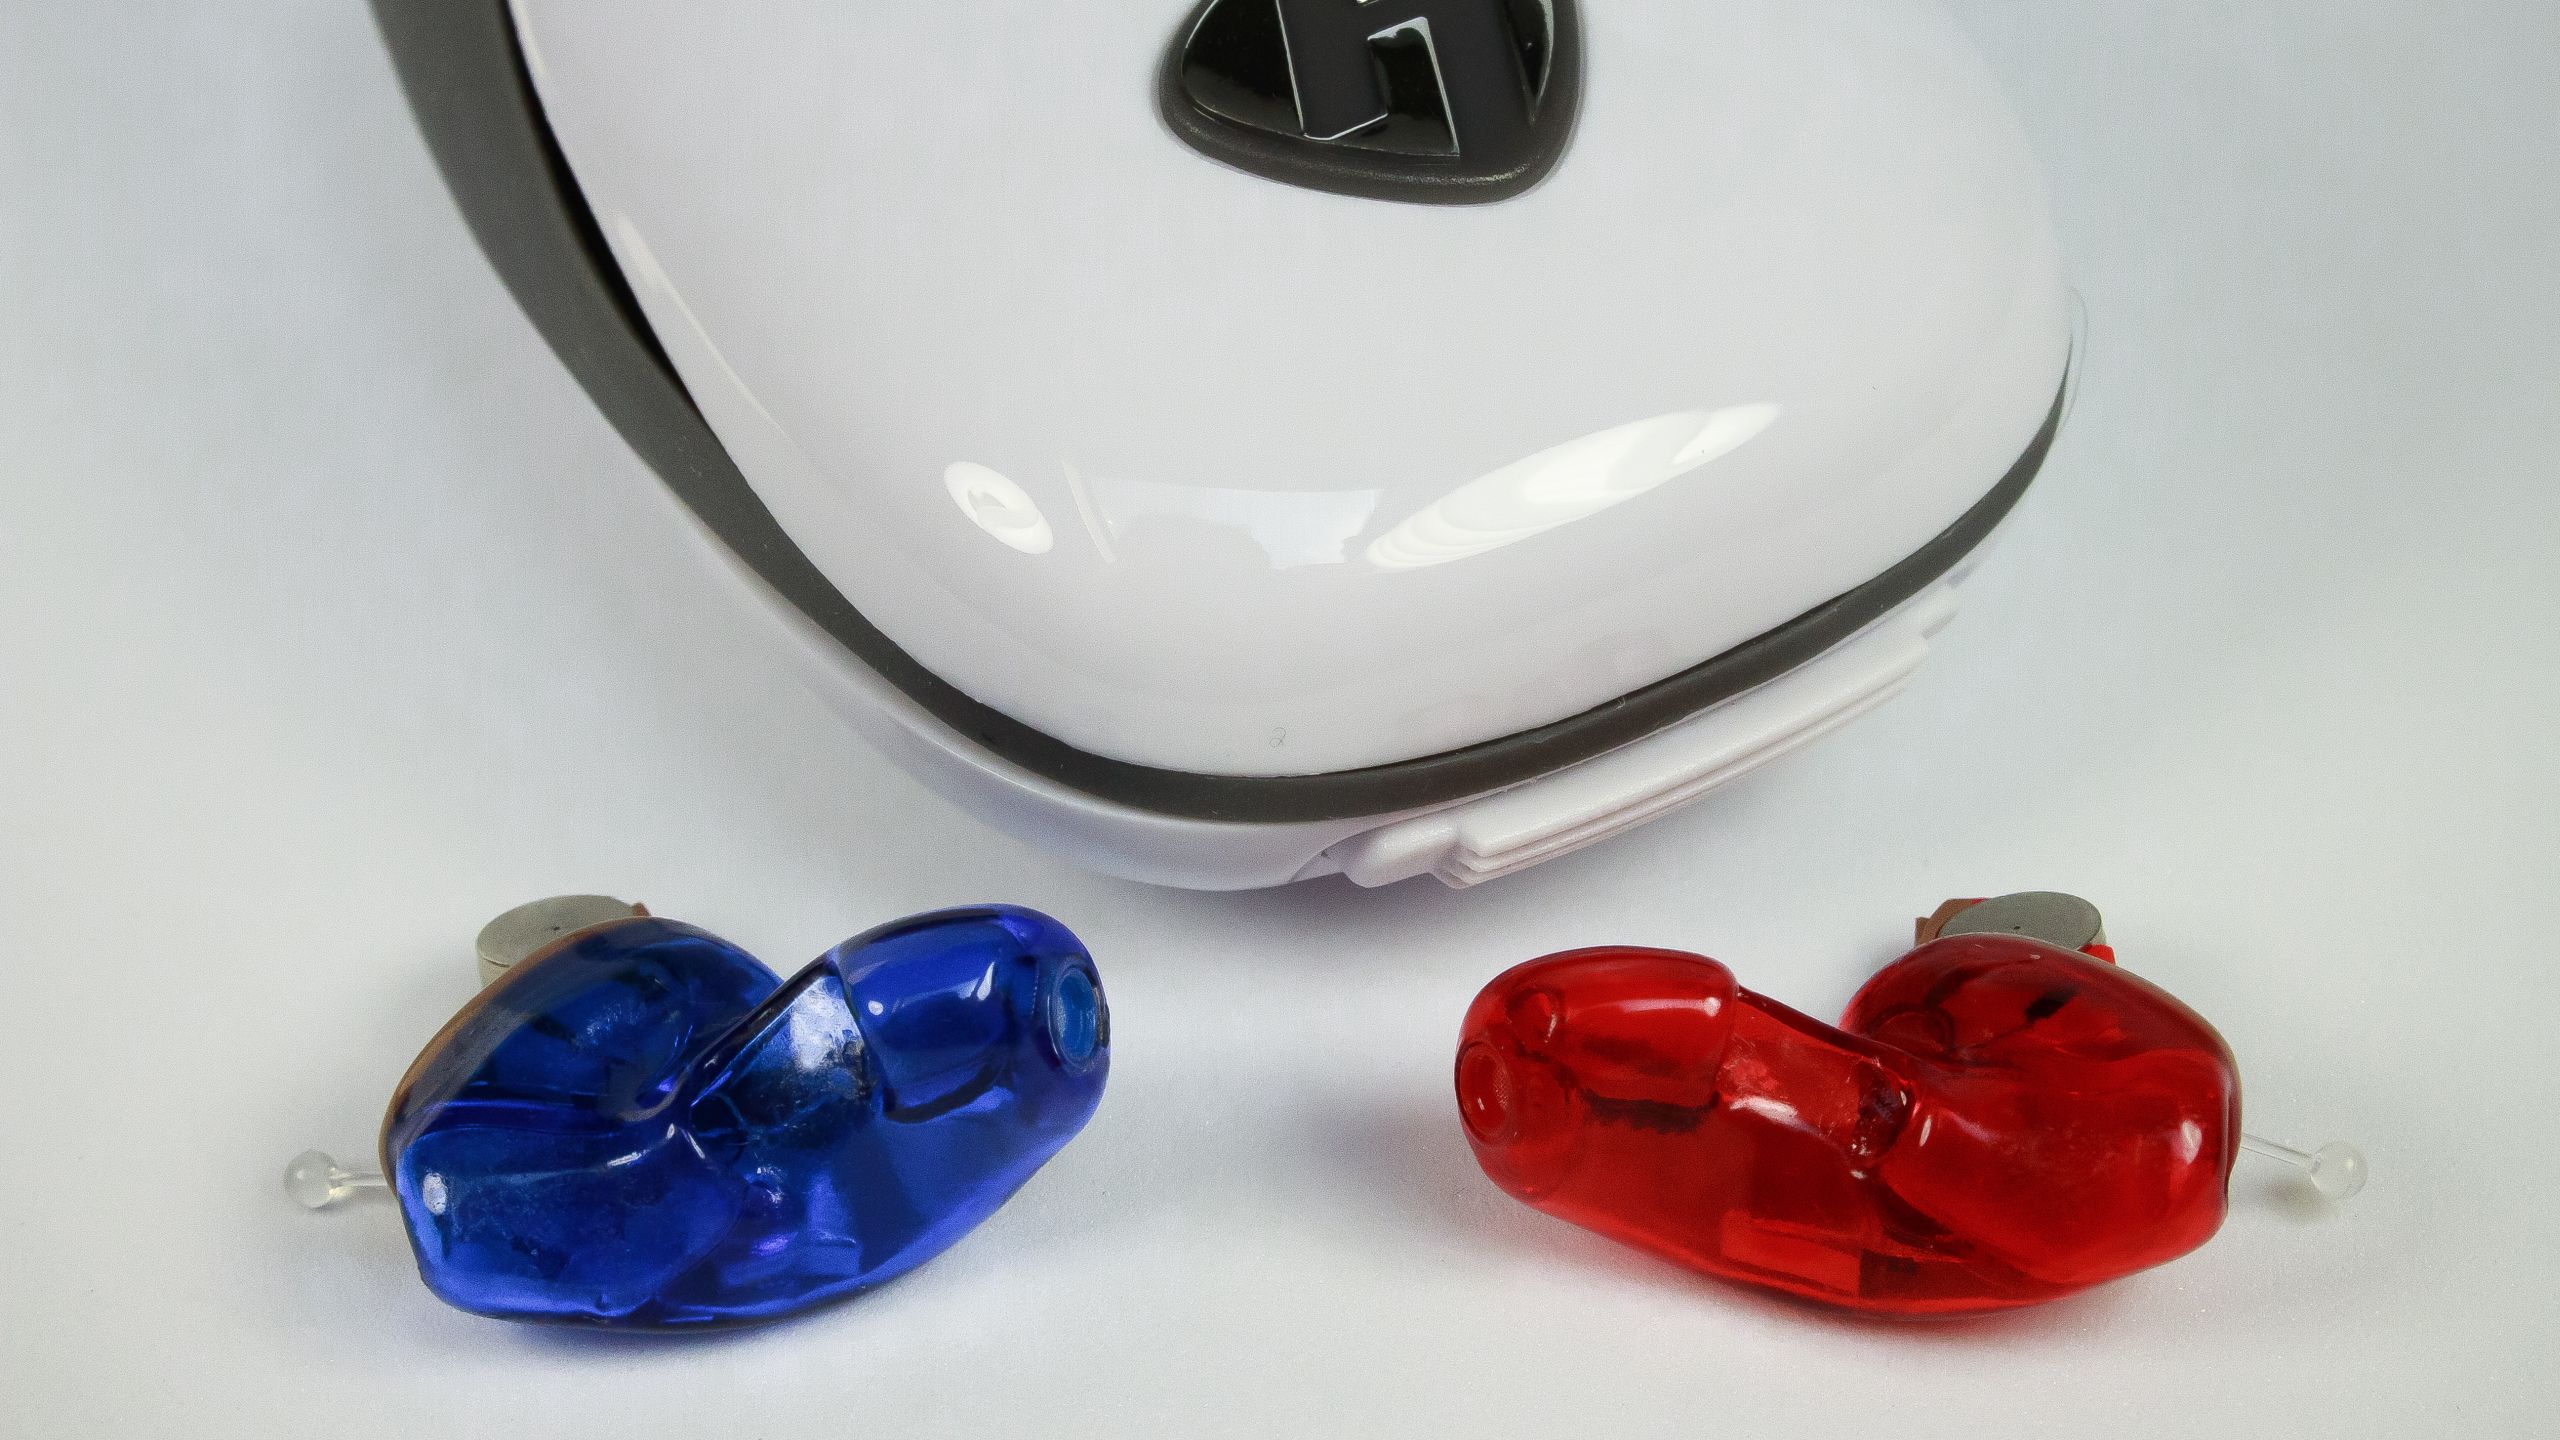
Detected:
[{"left": 508, "top": 0, "right": 2069, "bottom": 779}]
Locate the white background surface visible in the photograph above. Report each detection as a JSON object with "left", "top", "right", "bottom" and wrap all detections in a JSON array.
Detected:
[{"left": 2, "top": 3, "right": 2554, "bottom": 1436}]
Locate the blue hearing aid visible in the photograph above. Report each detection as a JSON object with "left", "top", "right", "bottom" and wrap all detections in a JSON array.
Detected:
[{"left": 287, "top": 897, "right": 1109, "bottom": 1329}]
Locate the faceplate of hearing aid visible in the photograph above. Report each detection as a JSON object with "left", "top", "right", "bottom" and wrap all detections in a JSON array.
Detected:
[{"left": 293, "top": 891, "right": 2355, "bottom": 1326}]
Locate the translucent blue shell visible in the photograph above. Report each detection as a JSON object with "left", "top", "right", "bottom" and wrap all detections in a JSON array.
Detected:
[{"left": 381, "top": 907, "right": 1109, "bottom": 1328}]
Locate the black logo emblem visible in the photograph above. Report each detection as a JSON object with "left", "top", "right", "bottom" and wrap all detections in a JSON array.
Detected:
[{"left": 1160, "top": 0, "right": 1582, "bottom": 204}]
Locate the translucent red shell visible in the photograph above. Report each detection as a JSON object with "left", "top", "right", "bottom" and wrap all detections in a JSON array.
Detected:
[{"left": 1455, "top": 934, "right": 2240, "bottom": 1317}]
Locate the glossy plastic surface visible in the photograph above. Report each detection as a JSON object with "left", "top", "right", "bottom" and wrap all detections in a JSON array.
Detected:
[
  {"left": 381, "top": 908, "right": 1108, "bottom": 1328},
  {"left": 774, "top": 565, "right": 1973, "bottom": 890},
  {"left": 509, "top": 0, "right": 2067, "bottom": 775},
  {"left": 1455, "top": 935, "right": 2238, "bottom": 1316}
]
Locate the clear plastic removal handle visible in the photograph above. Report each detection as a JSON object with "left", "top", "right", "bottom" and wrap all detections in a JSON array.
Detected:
[
  {"left": 2241, "top": 1133, "right": 2368, "bottom": 1200},
  {"left": 283, "top": 1149, "right": 387, "bottom": 1210}
]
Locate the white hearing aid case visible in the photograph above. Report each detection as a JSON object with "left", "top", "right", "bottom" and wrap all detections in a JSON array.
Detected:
[{"left": 374, "top": 0, "right": 2071, "bottom": 889}]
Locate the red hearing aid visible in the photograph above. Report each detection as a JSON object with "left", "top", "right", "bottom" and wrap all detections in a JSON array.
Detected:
[{"left": 1453, "top": 893, "right": 2362, "bottom": 1318}]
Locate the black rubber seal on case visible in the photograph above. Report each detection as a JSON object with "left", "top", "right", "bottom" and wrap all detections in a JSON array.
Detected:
[{"left": 368, "top": 0, "right": 2064, "bottom": 825}]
